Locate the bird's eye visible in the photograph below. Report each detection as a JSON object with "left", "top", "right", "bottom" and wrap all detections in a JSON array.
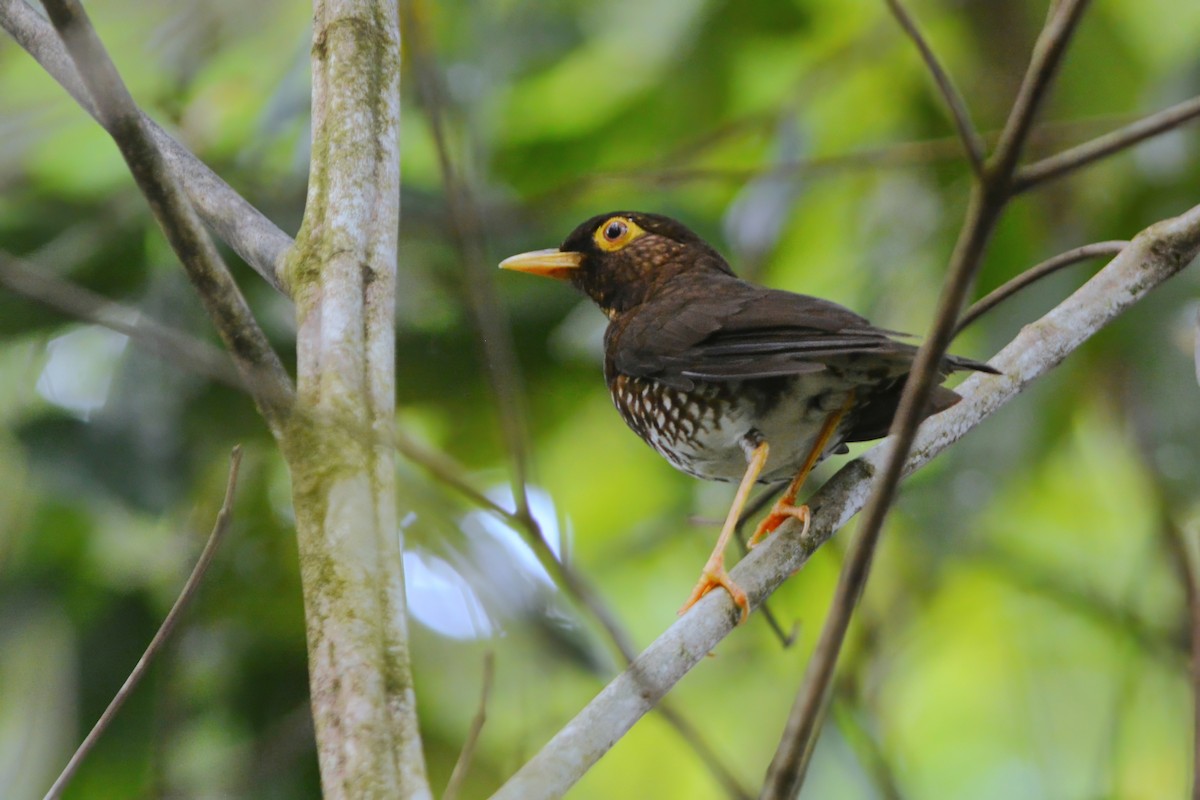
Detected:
[{"left": 592, "top": 215, "right": 647, "bottom": 252}]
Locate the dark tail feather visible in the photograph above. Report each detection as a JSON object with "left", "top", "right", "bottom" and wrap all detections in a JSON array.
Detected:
[{"left": 945, "top": 352, "right": 1000, "bottom": 375}]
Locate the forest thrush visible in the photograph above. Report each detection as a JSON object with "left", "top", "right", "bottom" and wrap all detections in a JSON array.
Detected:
[{"left": 501, "top": 212, "right": 997, "bottom": 624}]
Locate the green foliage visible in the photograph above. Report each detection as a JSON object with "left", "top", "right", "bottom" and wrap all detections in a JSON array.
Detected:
[{"left": 2, "top": 0, "right": 1200, "bottom": 798}]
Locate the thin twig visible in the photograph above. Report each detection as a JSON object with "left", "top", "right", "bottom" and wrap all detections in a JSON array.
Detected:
[
  {"left": 400, "top": 0, "right": 534, "bottom": 523},
  {"left": 1161, "top": 521, "right": 1200, "bottom": 800},
  {"left": 443, "top": 652, "right": 496, "bottom": 800},
  {"left": 1124, "top": 385, "right": 1200, "bottom": 800},
  {"left": 527, "top": 114, "right": 1137, "bottom": 208},
  {"left": 987, "top": 0, "right": 1093, "bottom": 183},
  {"left": 1015, "top": 94, "right": 1200, "bottom": 192},
  {"left": 735, "top": 485, "right": 800, "bottom": 647},
  {"left": 831, "top": 693, "right": 905, "bottom": 800},
  {"left": 44, "top": 446, "right": 244, "bottom": 800},
  {"left": 38, "top": 0, "right": 294, "bottom": 437},
  {"left": 761, "top": 3, "right": 1091, "bottom": 795},
  {"left": 0, "top": 249, "right": 244, "bottom": 388},
  {"left": 491, "top": 200, "right": 1200, "bottom": 800},
  {"left": 0, "top": 238, "right": 521, "bottom": 529},
  {"left": 400, "top": 6, "right": 750, "bottom": 795},
  {"left": 0, "top": 0, "right": 293, "bottom": 292},
  {"left": 520, "top": 517, "right": 754, "bottom": 799},
  {"left": 953, "top": 240, "right": 1129, "bottom": 335},
  {"left": 883, "top": 0, "right": 985, "bottom": 175},
  {"left": 983, "top": 544, "right": 1185, "bottom": 664}
]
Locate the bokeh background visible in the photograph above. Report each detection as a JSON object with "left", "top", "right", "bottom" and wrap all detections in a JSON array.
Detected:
[{"left": 3, "top": 0, "right": 1200, "bottom": 797}]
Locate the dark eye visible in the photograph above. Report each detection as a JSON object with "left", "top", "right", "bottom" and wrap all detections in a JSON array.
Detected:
[{"left": 604, "top": 220, "right": 627, "bottom": 241}]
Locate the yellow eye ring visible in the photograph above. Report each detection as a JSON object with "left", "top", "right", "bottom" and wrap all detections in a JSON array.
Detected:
[{"left": 593, "top": 216, "right": 647, "bottom": 252}]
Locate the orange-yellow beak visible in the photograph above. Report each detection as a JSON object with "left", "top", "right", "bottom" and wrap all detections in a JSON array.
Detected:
[{"left": 498, "top": 248, "right": 583, "bottom": 281}]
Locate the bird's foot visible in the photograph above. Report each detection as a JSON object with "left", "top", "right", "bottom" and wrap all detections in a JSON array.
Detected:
[
  {"left": 679, "top": 555, "right": 750, "bottom": 625},
  {"left": 749, "top": 502, "right": 811, "bottom": 548}
]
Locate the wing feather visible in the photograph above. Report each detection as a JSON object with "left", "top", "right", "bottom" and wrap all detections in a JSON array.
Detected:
[{"left": 608, "top": 274, "right": 996, "bottom": 388}]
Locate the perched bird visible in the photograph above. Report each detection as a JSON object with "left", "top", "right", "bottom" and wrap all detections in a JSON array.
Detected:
[{"left": 501, "top": 212, "right": 997, "bottom": 623}]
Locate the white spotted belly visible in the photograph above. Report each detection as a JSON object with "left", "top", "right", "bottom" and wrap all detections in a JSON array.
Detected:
[{"left": 609, "top": 373, "right": 857, "bottom": 483}]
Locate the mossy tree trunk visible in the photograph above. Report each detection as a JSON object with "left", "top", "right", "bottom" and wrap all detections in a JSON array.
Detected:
[{"left": 281, "top": 1, "right": 430, "bottom": 797}]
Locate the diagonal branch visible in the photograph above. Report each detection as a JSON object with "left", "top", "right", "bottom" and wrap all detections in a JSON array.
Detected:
[
  {"left": 399, "top": 9, "right": 751, "bottom": 794},
  {"left": 761, "top": 3, "right": 1092, "bottom": 793},
  {"left": 44, "top": 446, "right": 244, "bottom": 800},
  {"left": 37, "top": 0, "right": 294, "bottom": 437},
  {"left": 442, "top": 652, "right": 496, "bottom": 800},
  {"left": 0, "top": 0, "right": 294, "bottom": 293},
  {"left": 1014, "top": 94, "right": 1200, "bottom": 192},
  {"left": 953, "top": 240, "right": 1128, "bottom": 335},
  {"left": 988, "top": 0, "right": 1093, "bottom": 183},
  {"left": 489, "top": 199, "right": 1200, "bottom": 800},
  {"left": 400, "top": 0, "right": 535, "bottom": 524},
  {"left": 0, "top": 248, "right": 244, "bottom": 388},
  {"left": 0, "top": 236, "right": 536, "bottom": 534},
  {"left": 883, "top": 0, "right": 985, "bottom": 175}
]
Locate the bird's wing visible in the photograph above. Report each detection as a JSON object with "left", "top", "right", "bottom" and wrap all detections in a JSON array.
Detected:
[{"left": 611, "top": 277, "right": 927, "bottom": 388}]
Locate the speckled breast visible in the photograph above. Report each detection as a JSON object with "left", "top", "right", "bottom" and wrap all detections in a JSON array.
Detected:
[{"left": 607, "top": 373, "right": 855, "bottom": 483}]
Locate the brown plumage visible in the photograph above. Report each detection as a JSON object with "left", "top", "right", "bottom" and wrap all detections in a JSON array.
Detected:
[{"left": 501, "top": 211, "right": 997, "bottom": 622}]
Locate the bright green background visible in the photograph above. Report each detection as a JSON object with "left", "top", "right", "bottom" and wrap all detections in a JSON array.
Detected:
[{"left": 2, "top": 0, "right": 1199, "bottom": 797}]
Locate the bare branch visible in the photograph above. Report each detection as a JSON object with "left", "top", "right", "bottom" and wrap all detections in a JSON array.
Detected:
[
  {"left": 533, "top": 113, "right": 1132, "bottom": 207},
  {"left": 988, "top": 0, "right": 1092, "bottom": 182},
  {"left": 0, "top": 248, "right": 244, "bottom": 388},
  {"left": 399, "top": 10, "right": 751, "bottom": 792},
  {"left": 954, "top": 240, "right": 1129, "bottom": 335},
  {"left": 443, "top": 652, "right": 496, "bottom": 800},
  {"left": 832, "top": 694, "right": 905, "bottom": 800},
  {"left": 400, "top": 0, "right": 534, "bottom": 523},
  {"left": 762, "top": 5, "right": 1093, "bottom": 793},
  {"left": 0, "top": 0, "right": 294, "bottom": 292},
  {"left": 0, "top": 238, "right": 537, "bottom": 538},
  {"left": 489, "top": 199, "right": 1200, "bottom": 800},
  {"left": 761, "top": 171, "right": 998, "bottom": 800},
  {"left": 1014, "top": 94, "right": 1200, "bottom": 192},
  {"left": 883, "top": 0, "right": 985, "bottom": 175},
  {"left": 1124, "top": 386, "right": 1200, "bottom": 799},
  {"left": 515, "top": 493, "right": 753, "bottom": 798},
  {"left": 44, "top": 446, "right": 244, "bottom": 800},
  {"left": 37, "top": 0, "right": 294, "bottom": 437}
]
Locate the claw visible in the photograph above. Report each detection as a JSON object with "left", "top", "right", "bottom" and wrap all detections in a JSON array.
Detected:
[
  {"left": 749, "top": 502, "right": 811, "bottom": 547},
  {"left": 679, "top": 556, "right": 750, "bottom": 624}
]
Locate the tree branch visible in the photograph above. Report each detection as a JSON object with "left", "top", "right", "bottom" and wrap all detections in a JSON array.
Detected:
[
  {"left": 0, "top": 0, "right": 294, "bottom": 292},
  {"left": 1014, "top": 94, "right": 1200, "bottom": 192},
  {"left": 44, "top": 446, "right": 244, "bottom": 800},
  {"left": 442, "top": 652, "right": 495, "bottom": 800},
  {"left": 883, "top": 0, "right": 985, "bottom": 175},
  {"left": 489, "top": 199, "right": 1200, "bottom": 800},
  {"left": 953, "top": 240, "right": 1129, "bottom": 335},
  {"left": 37, "top": 0, "right": 294, "bottom": 438},
  {"left": 761, "top": 4, "right": 1092, "bottom": 793},
  {"left": 400, "top": 0, "right": 535, "bottom": 522},
  {"left": 0, "top": 248, "right": 244, "bottom": 389},
  {"left": 987, "top": 0, "right": 1092, "bottom": 183}
]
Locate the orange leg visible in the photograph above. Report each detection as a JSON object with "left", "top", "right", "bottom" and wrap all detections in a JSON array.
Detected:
[
  {"left": 748, "top": 391, "right": 856, "bottom": 548},
  {"left": 679, "top": 438, "right": 770, "bottom": 625}
]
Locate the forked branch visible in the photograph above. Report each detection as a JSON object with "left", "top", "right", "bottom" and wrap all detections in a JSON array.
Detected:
[
  {"left": 38, "top": 0, "right": 294, "bottom": 437},
  {"left": 0, "top": 0, "right": 294, "bottom": 292},
  {"left": 44, "top": 447, "right": 244, "bottom": 800}
]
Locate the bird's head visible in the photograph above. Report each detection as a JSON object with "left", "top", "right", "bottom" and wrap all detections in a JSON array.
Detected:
[{"left": 500, "top": 212, "right": 733, "bottom": 318}]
